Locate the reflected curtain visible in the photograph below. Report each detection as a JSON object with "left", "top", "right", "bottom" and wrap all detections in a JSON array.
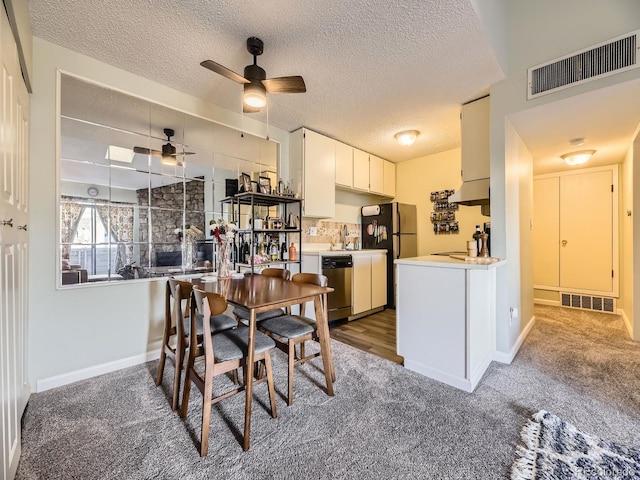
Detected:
[
  {"left": 95, "top": 203, "right": 134, "bottom": 271},
  {"left": 60, "top": 197, "right": 85, "bottom": 259}
]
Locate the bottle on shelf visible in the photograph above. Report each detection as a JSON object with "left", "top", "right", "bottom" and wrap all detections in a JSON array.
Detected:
[
  {"left": 288, "top": 242, "right": 297, "bottom": 261},
  {"left": 473, "top": 225, "right": 482, "bottom": 255},
  {"left": 280, "top": 241, "right": 288, "bottom": 261},
  {"left": 269, "top": 239, "right": 279, "bottom": 261}
]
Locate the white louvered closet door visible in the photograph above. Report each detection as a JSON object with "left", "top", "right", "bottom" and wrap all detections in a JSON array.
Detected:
[{"left": 0, "top": 5, "right": 30, "bottom": 480}]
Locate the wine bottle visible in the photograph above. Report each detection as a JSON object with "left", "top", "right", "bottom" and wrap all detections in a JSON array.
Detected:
[
  {"left": 281, "top": 241, "right": 288, "bottom": 261},
  {"left": 473, "top": 225, "right": 482, "bottom": 254}
]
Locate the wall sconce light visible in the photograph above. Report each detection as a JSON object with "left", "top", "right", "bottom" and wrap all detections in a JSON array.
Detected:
[
  {"left": 394, "top": 130, "right": 420, "bottom": 146},
  {"left": 561, "top": 149, "right": 595, "bottom": 166}
]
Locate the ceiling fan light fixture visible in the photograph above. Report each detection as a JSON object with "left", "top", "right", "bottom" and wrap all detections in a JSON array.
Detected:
[
  {"left": 395, "top": 130, "right": 420, "bottom": 146},
  {"left": 243, "top": 82, "right": 267, "bottom": 108},
  {"left": 561, "top": 149, "right": 595, "bottom": 166}
]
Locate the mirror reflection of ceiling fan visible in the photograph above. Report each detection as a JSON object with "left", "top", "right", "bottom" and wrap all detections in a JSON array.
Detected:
[
  {"left": 200, "top": 36, "right": 306, "bottom": 113},
  {"left": 133, "top": 128, "right": 194, "bottom": 166}
]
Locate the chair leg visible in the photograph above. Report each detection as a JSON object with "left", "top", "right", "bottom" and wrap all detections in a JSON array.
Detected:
[
  {"left": 156, "top": 346, "right": 166, "bottom": 386},
  {"left": 180, "top": 366, "right": 193, "bottom": 419},
  {"left": 172, "top": 347, "right": 183, "bottom": 411},
  {"left": 287, "top": 341, "right": 295, "bottom": 406},
  {"left": 263, "top": 353, "right": 277, "bottom": 418},
  {"left": 200, "top": 394, "right": 212, "bottom": 457},
  {"left": 299, "top": 341, "right": 305, "bottom": 359}
]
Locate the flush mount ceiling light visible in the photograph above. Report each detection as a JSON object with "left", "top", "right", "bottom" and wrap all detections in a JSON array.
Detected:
[
  {"left": 394, "top": 130, "right": 420, "bottom": 146},
  {"left": 561, "top": 149, "right": 595, "bottom": 166},
  {"left": 243, "top": 81, "right": 267, "bottom": 108}
]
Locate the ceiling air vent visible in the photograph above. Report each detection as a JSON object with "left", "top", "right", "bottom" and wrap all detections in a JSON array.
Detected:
[{"left": 528, "top": 30, "right": 639, "bottom": 99}]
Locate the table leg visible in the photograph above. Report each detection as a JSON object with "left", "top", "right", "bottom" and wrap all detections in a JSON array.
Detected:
[
  {"left": 243, "top": 308, "right": 256, "bottom": 451},
  {"left": 314, "top": 295, "right": 334, "bottom": 396}
]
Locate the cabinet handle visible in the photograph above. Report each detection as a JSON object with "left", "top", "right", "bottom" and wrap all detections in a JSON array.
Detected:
[
  {"left": 2, "top": 218, "right": 13, "bottom": 227},
  {"left": 18, "top": 224, "right": 27, "bottom": 231},
  {"left": 561, "top": 240, "right": 567, "bottom": 247}
]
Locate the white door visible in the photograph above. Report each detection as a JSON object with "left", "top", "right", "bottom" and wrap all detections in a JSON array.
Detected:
[
  {"left": 533, "top": 177, "right": 560, "bottom": 287},
  {"left": 559, "top": 170, "right": 614, "bottom": 292},
  {"left": 0, "top": 6, "right": 30, "bottom": 480}
]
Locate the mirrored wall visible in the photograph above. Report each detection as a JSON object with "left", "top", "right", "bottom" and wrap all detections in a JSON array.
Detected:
[{"left": 59, "top": 74, "right": 279, "bottom": 286}]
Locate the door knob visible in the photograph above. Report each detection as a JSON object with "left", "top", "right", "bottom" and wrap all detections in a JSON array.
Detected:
[{"left": 561, "top": 240, "right": 568, "bottom": 247}]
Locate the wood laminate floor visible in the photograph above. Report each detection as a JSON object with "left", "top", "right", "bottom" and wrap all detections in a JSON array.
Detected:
[{"left": 329, "top": 309, "right": 404, "bottom": 365}]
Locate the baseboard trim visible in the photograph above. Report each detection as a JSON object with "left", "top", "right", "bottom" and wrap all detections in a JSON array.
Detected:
[
  {"left": 36, "top": 349, "right": 161, "bottom": 392},
  {"left": 403, "top": 360, "right": 474, "bottom": 393},
  {"left": 493, "top": 315, "right": 536, "bottom": 364},
  {"left": 619, "top": 308, "right": 633, "bottom": 339},
  {"left": 533, "top": 298, "right": 559, "bottom": 307}
]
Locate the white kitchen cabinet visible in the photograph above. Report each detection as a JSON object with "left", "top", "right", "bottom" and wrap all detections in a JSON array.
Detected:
[
  {"left": 289, "top": 128, "right": 335, "bottom": 218},
  {"left": 369, "top": 155, "right": 384, "bottom": 194},
  {"left": 383, "top": 159, "right": 396, "bottom": 197},
  {"left": 352, "top": 251, "right": 387, "bottom": 315},
  {"left": 335, "top": 141, "right": 353, "bottom": 188},
  {"left": 353, "top": 148, "right": 370, "bottom": 191},
  {"left": 460, "top": 96, "right": 490, "bottom": 182}
]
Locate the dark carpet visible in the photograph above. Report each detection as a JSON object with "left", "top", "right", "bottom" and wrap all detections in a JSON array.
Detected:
[{"left": 15, "top": 306, "right": 640, "bottom": 479}]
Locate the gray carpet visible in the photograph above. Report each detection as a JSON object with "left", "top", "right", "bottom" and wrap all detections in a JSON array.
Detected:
[{"left": 16, "top": 306, "right": 640, "bottom": 479}]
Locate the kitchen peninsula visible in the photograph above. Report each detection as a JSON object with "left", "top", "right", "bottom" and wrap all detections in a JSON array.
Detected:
[{"left": 395, "top": 255, "right": 505, "bottom": 392}]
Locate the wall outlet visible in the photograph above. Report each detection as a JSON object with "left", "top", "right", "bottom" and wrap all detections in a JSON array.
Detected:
[
  {"left": 509, "top": 307, "right": 519, "bottom": 325},
  {"left": 309, "top": 226, "right": 317, "bottom": 236}
]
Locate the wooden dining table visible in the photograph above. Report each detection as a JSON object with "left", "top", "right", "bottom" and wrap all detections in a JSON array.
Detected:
[{"left": 193, "top": 273, "right": 335, "bottom": 451}]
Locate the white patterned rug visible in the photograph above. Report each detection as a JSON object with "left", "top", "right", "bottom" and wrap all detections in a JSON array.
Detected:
[{"left": 512, "top": 411, "right": 640, "bottom": 479}]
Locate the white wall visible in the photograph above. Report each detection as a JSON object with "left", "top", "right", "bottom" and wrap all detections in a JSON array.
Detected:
[
  {"left": 490, "top": 0, "right": 640, "bottom": 354},
  {"left": 28, "top": 38, "right": 289, "bottom": 390},
  {"left": 619, "top": 140, "right": 634, "bottom": 335}
]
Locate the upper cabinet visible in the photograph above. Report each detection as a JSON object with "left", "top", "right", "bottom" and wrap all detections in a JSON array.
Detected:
[
  {"left": 335, "top": 141, "right": 354, "bottom": 188},
  {"left": 369, "top": 155, "right": 384, "bottom": 194},
  {"left": 460, "top": 95, "right": 490, "bottom": 182},
  {"left": 350, "top": 148, "right": 395, "bottom": 197},
  {"left": 383, "top": 159, "right": 396, "bottom": 197},
  {"left": 290, "top": 128, "right": 336, "bottom": 218},
  {"left": 352, "top": 148, "right": 370, "bottom": 191}
]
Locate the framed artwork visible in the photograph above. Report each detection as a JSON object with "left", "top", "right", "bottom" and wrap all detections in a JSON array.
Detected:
[
  {"left": 259, "top": 176, "right": 272, "bottom": 194},
  {"left": 239, "top": 173, "right": 251, "bottom": 193}
]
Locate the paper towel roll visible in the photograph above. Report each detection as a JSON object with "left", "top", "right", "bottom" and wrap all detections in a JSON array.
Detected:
[{"left": 361, "top": 205, "right": 380, "bottom": 216}]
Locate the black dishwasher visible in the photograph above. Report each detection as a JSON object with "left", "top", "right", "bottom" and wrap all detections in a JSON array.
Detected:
[{"left": 321, "top": 255, "right": 353, "bottom": 321}]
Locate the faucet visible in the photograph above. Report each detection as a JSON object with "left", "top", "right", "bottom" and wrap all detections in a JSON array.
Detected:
[{"left": 342, "top": 224, "right": 349, "bottom": 248}]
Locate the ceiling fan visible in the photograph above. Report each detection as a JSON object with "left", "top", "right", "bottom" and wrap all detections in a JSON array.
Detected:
[
  {"left": 133, "top": 128, "right": 194, "bottom": 165},
  {"left": 201, "top": 37, "right": 306, "bottom": 113}
]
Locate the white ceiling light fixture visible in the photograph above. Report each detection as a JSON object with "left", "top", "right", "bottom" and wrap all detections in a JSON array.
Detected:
[
  {"left": 243, "top": 82, "right": 267, "bottom": 108},
  {"left": 561, "top": 149, "right": 595, "bottom": 166},
  {"left": 395, "top": 130, "right": 420, "bottom": 146}
]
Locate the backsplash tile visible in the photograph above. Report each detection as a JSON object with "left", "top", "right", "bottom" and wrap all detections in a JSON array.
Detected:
[{"left": 302, "top": 219, "right": 360, "bottom": 246}]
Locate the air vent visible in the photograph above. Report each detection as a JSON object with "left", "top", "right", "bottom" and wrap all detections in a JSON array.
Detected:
[
  {"left": 560, "top": 293, "right": 616, "bottom": 314},
  {"left": 528, "top": 30, "right": 639, "bottom": 99}
]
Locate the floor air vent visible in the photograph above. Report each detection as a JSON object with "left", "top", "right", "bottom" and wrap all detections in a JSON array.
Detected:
[
  {"left": 561, "top": 293, "right": 616, "bottom": 314},
  {"left": 528, "top": 30, "right": 639, "bottom": 99}
]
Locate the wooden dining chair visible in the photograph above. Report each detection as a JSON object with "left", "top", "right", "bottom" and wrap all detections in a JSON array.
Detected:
[
  {"left": 181, "top": 287, "right": 278, "bottom": 456},
  {"left": 257, "top": 273, "right": 332, "bottom": 406},
  {"left": 233, "top": 267, "right": 291, "bottom": 323},
  {"left": 156, "top": 278, "right": 237, "bottom": 411}
]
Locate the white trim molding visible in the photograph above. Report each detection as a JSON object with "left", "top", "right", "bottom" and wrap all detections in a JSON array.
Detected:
[
  {"left": 619, "top": 309, "right": 633, "bottom": 339},
  {"left": 493, "top": 315, "right": 536, "bottom": 364}
]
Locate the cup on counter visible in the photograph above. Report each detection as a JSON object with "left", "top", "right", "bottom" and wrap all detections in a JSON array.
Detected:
[{"left": 467, "top": 240, "right": 477, "bottom": 257}]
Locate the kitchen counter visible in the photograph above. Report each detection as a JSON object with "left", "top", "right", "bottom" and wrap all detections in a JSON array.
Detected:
[
  {"left": 395, "top": 254, "right": 504, "bottom": 392},
  {"left": 301, "top": 249, "right": 386, "bottom": 257}
]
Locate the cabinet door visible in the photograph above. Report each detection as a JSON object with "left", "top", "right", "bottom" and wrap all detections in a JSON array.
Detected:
[
  {"left": 533, "top": 177, "right": 559, "bottom": 288},
  {"left": 352, "top": 149, "right": 370, "bottom": 191},
  {"left": 461, "top": 96, "right": 490, "bottom": 182},
  {"left": 303, "top": 129, "right": 335, "bottom": 218},
  {"left": 559, "top": 170, "right": 613, "bottom": 292},
  {"left": 335, "top": 141, "right": 353, "bottom": 188},
  {"left": 383, "top": 160, "right": 396, "bottom": 197},
  {"left": 352, "top": 255, "right": 372, "bottom": 314},
  {"left": 369, "top": 155, "right": 384, "bottom": 194},
  {"left": 371, "top": 254, "right": 387, "bottom": 309}
]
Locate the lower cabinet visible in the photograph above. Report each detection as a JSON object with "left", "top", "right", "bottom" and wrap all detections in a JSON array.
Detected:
[{"left": 352, "top": 252, "right": 387, "bottom": 315}]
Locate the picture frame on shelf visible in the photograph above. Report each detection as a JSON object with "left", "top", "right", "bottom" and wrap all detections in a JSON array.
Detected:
[
  {"left": 259, "top": 176, "right": 272, "bottom": 194},
  {"left": 239, "top": 173, "right": 251, "bottom": 193}
]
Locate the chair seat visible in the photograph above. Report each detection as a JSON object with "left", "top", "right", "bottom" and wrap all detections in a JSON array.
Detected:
[
  {"left": 233, "top": 305, "right": 285, "bottom": 322},
  {"left": 185, "top": 314, "right": 238, "bottom": 337},
  {"left": 213, "top": 326, "right": 276, "bottom": 363},
  {"left": 259, "top": 315, "right": 315, "bottom": 340}
]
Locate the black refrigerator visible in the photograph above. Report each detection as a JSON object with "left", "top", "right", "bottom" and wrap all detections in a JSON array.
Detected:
[{"left": 361, "top": 202, "right": 417, "bottom": 309}]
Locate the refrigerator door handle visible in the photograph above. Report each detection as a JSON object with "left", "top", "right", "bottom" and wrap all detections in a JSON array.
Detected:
[{"left": 397, "top": 233, "right": 401, "bottom": 259}]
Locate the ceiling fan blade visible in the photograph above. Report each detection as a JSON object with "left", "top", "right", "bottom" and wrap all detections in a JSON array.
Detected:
[
  {"left": 243, "top": 103, "right": 261, "bottom": 114},
  {"left": 200, "top": 60, "right": 250, "bottom": 85},
  {"left": 262, "top": 76, "right": 306, "bottom": 94},
  {"left": 170, "top": 151, "right": 195, "bottom": 157},
  {"left": 133, "top": 146, "right": 162, "bottom": 156}
]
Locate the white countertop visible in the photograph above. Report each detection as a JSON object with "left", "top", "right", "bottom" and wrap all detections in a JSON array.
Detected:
[
  {"left": 394, "top": 254, "right": 505, "bottom": 270},
  {"left": 301, "top": 249, "right": 387, "bottom": 256}
]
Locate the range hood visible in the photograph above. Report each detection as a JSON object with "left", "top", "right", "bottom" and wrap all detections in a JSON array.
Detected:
[{"left": 448, "top": 178, "right": 490, "bottom": 206}]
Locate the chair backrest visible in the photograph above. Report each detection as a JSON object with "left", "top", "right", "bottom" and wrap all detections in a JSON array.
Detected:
[
  {"left": 291, "top": 273, "right": 329, "bottom": 316},
  {"left": 191, "top": 287, "right": 228, "bottom": 362},
  {"left": 167, "top": 278, "right": 194, "bottom": 340},
  {"left": 261, "top": 267, "right": 291, "bottom": 281}
]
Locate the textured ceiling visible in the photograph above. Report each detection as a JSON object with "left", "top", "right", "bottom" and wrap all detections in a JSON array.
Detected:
[{"left": 29, "top": 0, "right": 505, "bottom": 163}]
